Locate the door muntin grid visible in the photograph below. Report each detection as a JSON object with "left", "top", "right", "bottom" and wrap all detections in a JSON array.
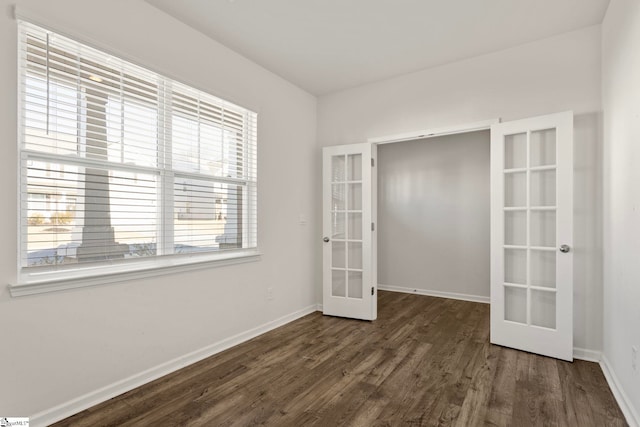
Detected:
[
  {"left": 503, "top": 129, "right": 558, "bottom": 329},
  {"left": 331, "top": 153, "right": 364, "bottom": 299}
]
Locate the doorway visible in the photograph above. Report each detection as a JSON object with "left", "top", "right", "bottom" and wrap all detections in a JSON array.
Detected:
[{"left": 377, "top": 130, "right": 490, "bottom": 302}]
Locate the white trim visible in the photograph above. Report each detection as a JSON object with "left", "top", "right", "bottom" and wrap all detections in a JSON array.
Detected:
[
  {"left": 367, "top": 119, "right": 499, "bottom": 145},
  {"left": 600, "top": 355, "right": 640, "bottom": 427},
  {"left": 10, "top": 252, "right": 262, "bottom": 297},
  {"left": 29, "top": 303, "right": 318, "bottom": 427},
  {"left": 316, "top": 304, "right": 323, "bottom": 311},
  {"left": 378, "top": 284, "right": 490, "bottom": 304},
  {"left": 573, "top": 347, "right": 601, "bottom": 363}
]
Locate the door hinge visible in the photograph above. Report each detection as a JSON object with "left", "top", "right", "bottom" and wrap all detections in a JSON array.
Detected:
[
  {"left": 371, "top": 287, "right": 375, "bottom": 296},
  {"left": 371, "top": 222, "right": 375, "bottom": 231},
  {"left": 371, "top": 158, "right": 375, "bottom": 167}
]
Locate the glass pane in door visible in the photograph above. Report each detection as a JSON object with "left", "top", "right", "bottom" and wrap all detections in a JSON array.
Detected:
[
  {"left": 505, "top": 172, "right": 526, "bottom": 207},
  {"left": 505, "top": 210, "right": 527, "bottom": 246},
  {"left": 505, "top": 286, "right": 527, "bottom": 324},
  {"left": 332, "top": 241, "right": 346, "bottom": 268},
  {"left": 348, "top": 213, "right": 362, "bottom": 240},
  {"left": 332, "top": 269, "right": 346, "bottom": 297},
  {"left": 348, "top": 183, "right": 362, "bottom": 210},
  {"left": 332, "top": 184, "right": 345, "bottom": 210},
  {"left": 347, "top": 154, "right": 362, "bottom": 180},
  {"left": 531, "top": 170, "right": 556, "bottom": 207},
  {"left": 348, "top": 242, "right": 362, "bottom": 269},
  {"left": 531, "top": 289, "right": 556, "bottom": 328},
  {"left": 530, "top": 129, "right": 556, "bottom": 167},
  {"left": 332, "top": 155, "right": 345, "bottom": 182},
  {"left": 530, "top": 250, "right": 556, "bottom": 288},
  {"left": 530, "top": 211, "right": 555, "bottom": 247},
  {"left": 331, "top": 212, "right": 345, "bottom": 239},
  {"left": 348, "top": 271, "right": 363, "bottom": 298},
  {"left": 505, "top": 248, "right": 526, "bottom": 284},
  {"left": 504, "top": 133, "right": 527, "bottom": 169}
]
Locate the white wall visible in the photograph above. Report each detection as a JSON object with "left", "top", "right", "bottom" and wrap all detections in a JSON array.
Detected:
[
  {"left": 377, "top": 131, "right": 490, "bottom": 300},
  {"left": 0, "top": 0, "right": 318, "bottom": 421},
  {"left": 602, "top": 0, "right": 640, "bottom": 421},
  {"left": 318, "top": 26, "right": 603, "bottom": 353},
  {"left": 318, "top": 26, "right": 601, "bottom": 146}
]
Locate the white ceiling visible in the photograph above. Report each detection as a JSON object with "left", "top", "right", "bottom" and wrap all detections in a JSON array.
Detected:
[{"left": 146, "top": 0, "right": 610, "bottom": 95}]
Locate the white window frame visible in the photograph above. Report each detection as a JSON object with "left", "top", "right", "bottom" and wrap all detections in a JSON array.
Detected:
[{"left": 11, "top": 22, "right": 260, "bottom": 297}]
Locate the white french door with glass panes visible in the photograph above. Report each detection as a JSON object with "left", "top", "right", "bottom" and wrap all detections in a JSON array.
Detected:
[
  {"left": 490, "top": 111, "right": 573, "bottom": 361},
  {"left": 322, "top": 143, "right": 377, "bottom": 321}
]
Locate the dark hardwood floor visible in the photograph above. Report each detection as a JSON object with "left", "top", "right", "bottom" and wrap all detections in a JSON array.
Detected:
[{"left": 53, "top": 291, "right": 627, "bottom": 426}]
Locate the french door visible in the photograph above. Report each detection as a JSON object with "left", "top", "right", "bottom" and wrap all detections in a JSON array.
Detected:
[
  {"left": 490, "top": 111, "right": 573, "bottom": 361},
  {"left": 322, "top": 143, "right": 377, "bottom": 321}
]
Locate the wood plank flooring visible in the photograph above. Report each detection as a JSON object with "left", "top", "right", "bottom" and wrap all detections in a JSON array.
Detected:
[{"left": 53, "top": 291, "right": 627, "bottom": 426}]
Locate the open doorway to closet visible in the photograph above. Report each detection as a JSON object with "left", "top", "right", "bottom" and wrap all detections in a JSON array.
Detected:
[{"left": 377, "top": 130, "right": 490, "bottom": 303}]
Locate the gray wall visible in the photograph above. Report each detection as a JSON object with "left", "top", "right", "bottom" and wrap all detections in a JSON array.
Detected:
[{"left": 377, "top": 131, "right": 490, "bottom": 299}]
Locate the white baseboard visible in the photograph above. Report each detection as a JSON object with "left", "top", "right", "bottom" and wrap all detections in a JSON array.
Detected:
[
  {"left": 600, "top": 355, "right": 640, "bottom": 427},
  {"left": 316, "top": 303, "right": 323, "bottom": 311},
  {"left": 573, "top": 347, "right": 601, "bottom": 363},
  {"left": 378, "top": 284, "right": 490, "bottom": 304},
  {"left": 30, "top": 304, "right": 319, "bottom": 427}
]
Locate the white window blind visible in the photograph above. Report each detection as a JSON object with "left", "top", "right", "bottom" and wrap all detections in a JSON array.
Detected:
[{"left": 18, "top": 21, "right": 258, "bottom": 282}]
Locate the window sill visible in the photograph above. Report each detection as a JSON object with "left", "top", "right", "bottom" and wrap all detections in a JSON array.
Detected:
[{"left": 9, "top": 250, "right": 262, "bottom": 297}]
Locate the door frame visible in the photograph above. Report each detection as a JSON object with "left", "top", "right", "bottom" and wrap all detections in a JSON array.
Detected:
[
  {"left": 365, "top": 118, "right": 500, "bottom": 306},
  {"left": 332, "top": 118, "right": 499, "bottom": 312},
  {"left": 367, "top": 119, "right": 499, "bottom": 146}
]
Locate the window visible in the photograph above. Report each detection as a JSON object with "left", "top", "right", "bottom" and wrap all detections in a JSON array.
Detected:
[{"left": 16, "top": 22, "right": 258, "bottom": 289}]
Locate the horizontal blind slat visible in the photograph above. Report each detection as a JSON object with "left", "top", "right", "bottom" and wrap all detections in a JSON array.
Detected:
[{"left": 19, "top": 21, "right": 258, "bottom": 271}]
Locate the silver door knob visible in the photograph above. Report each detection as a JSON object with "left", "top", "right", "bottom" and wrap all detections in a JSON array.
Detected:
[
  {"left": 559, "top": 244, "right": 571, "bottom": 253},
  {"left": 323, "top": 237, "right": 330, "bottom": 243}
]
